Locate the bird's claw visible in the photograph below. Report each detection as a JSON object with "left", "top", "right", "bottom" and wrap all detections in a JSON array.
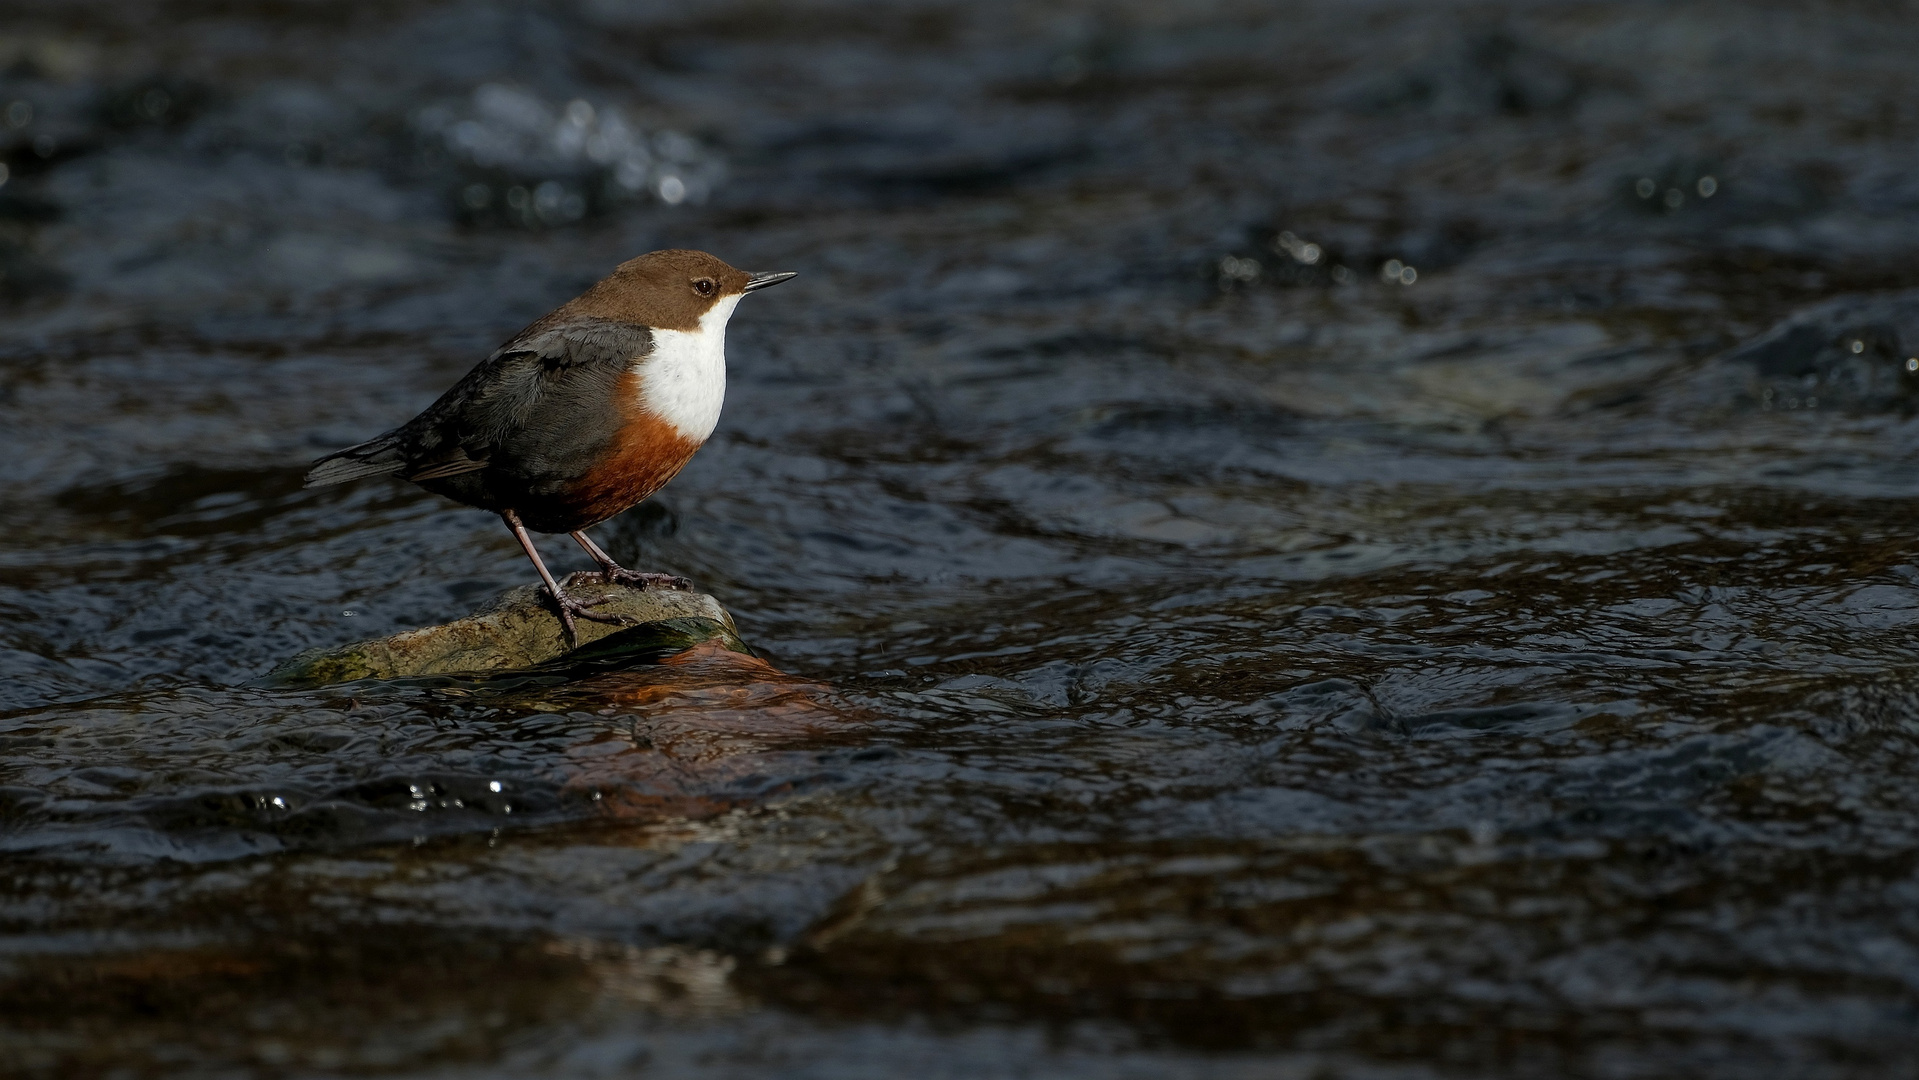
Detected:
[{"left": 543, "top": 585, "right": 635, "bottom": 648}]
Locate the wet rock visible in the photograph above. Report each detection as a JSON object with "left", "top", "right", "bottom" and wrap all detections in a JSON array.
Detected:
[{"left": 268, "top": 581, "right": 750, "bottom": 686}]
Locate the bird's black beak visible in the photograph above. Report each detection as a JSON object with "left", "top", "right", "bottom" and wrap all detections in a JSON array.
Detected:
[{"left": 743, "top": 270, "right": 797, "bottom": 292}]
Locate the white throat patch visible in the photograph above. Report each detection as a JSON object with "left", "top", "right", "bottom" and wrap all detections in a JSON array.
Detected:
[{"left": 635, "top": 293, "right": 740, "bottom": 442}]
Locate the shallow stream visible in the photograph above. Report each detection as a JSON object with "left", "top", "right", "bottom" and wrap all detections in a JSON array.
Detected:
[{"left": 5, "top": 2, "right": 1919, "bottom": 1076}]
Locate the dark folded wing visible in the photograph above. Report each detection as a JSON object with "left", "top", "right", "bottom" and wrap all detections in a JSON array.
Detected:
[
  {"left": 304, "top": 317, "right": 655, "bottom": 489},
  {"left": 405, "top": 451, "right": 489, "bottom": 481},
  {"left": 409, "top": 318, "right": 655, "bottom": 479},
  {"left": 304, "top": 436, "right": 406, "bottom": 486}
]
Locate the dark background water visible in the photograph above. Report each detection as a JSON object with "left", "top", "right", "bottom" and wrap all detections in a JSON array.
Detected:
[{"left": 6, "top": 1, "right": 1919, "bottom": 1076}]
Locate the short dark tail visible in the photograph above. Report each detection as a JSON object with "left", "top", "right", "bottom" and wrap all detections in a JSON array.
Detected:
[{"left": 305, "top": 434, "right": 405, "bottom": 487}]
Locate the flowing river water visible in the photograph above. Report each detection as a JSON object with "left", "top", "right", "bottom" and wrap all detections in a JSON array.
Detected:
[{"left": 4, "top": 2, "right": 1919, "bottom": 1076}]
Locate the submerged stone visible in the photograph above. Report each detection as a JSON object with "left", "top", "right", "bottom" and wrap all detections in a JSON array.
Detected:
[{"left": 267, "top": 581, "right": 749, "bottom": 686}]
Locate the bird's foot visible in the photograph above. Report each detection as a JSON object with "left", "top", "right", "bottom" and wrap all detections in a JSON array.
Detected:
[
  {"left": 567, "top": 568, "right": 695, "bottom": 592},
  {"left": 543, "top": 585, "right": 635, "bottom": 648}
]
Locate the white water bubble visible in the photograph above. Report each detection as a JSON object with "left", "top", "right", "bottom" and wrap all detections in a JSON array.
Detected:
[
  {"left": 1697, "top": 175, "right": 1718, "bottom": 197},
  {"left": 1635, "top": 177, "right": 1656, "bottom": 199},
  {"left": 1218, "top": 255, "right": 1261, "bottom": 281},
  {"left": 1273, "top": 231, "right": 1324, "bottom": 265},
  {"left": 423, "top": 88, "right": 723, "bottom": 219}
]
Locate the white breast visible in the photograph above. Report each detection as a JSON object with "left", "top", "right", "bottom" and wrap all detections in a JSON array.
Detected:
[{"left": 634, "top": 294, "right": 740, "bottom": 442}]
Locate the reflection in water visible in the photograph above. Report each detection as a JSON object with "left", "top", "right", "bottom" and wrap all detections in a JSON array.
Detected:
[
  {"left": 4, "top": 0, "right": 1919, "bottom": 1076},
  {"left": 552, "top": 642, "right": 866, "bottom": 821}
]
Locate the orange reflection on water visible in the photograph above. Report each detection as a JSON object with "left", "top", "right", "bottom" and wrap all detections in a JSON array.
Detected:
[{"left": 551, "top": 641, "right": 865, "bottom": 822}]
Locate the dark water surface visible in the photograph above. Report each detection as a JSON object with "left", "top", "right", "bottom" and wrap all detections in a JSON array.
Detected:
[{"left": 6, "top": 1, "right": 1919, "bottom": 1075}]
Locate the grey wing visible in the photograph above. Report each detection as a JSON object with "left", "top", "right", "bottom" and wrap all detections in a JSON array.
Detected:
[
  {"left": 456, "top": 318, "right": 656, "bottom": 477},
  {"left": 403, "top": 317, "right": 654, "bottom": 483},
  {"left": 303, "top": 317, "right": 655, "bottom": 488},
  {"left": 304, "top": 365, "right": 496, "bottom": 487}
]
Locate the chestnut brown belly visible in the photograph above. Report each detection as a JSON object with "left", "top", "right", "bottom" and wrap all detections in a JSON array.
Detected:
[{"left": 518, "top": 415, "right": 702, "bottom": 534}]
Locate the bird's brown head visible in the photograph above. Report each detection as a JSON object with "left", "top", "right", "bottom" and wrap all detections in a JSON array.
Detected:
[{"left": 563, "top": 249, "right": 795, "bottom": 332}]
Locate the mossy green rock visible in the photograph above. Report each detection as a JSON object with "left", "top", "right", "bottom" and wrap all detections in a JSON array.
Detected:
[{"left": 268, "top": 582, "right": 748, "bottom": 686}]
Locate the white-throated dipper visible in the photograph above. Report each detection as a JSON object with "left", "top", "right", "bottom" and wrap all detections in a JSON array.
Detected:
[{"left": 305, "top": 249, "right": 794, "bottom": 644}]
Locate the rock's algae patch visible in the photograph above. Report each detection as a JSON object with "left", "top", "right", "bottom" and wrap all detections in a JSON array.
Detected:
[{"left": 267, "top": 582, "right": 749, "bottom": 686}]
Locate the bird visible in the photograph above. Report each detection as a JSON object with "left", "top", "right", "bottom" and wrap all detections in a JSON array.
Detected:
[{"left": 304, "top": 249, "right": 794, "bottom": 645}]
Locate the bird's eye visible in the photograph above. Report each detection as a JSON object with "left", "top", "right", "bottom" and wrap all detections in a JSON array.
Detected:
[{"left": 692, "top": 278, "right": 716, "bottom": 297}]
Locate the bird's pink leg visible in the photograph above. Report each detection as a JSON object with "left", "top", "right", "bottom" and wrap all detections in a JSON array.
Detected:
[
  {"left": 568, "top": 529, "right": 693, "bottom": 592},
  {"left": 502, "top": 510, "right": 632, "bottom": 647}
]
